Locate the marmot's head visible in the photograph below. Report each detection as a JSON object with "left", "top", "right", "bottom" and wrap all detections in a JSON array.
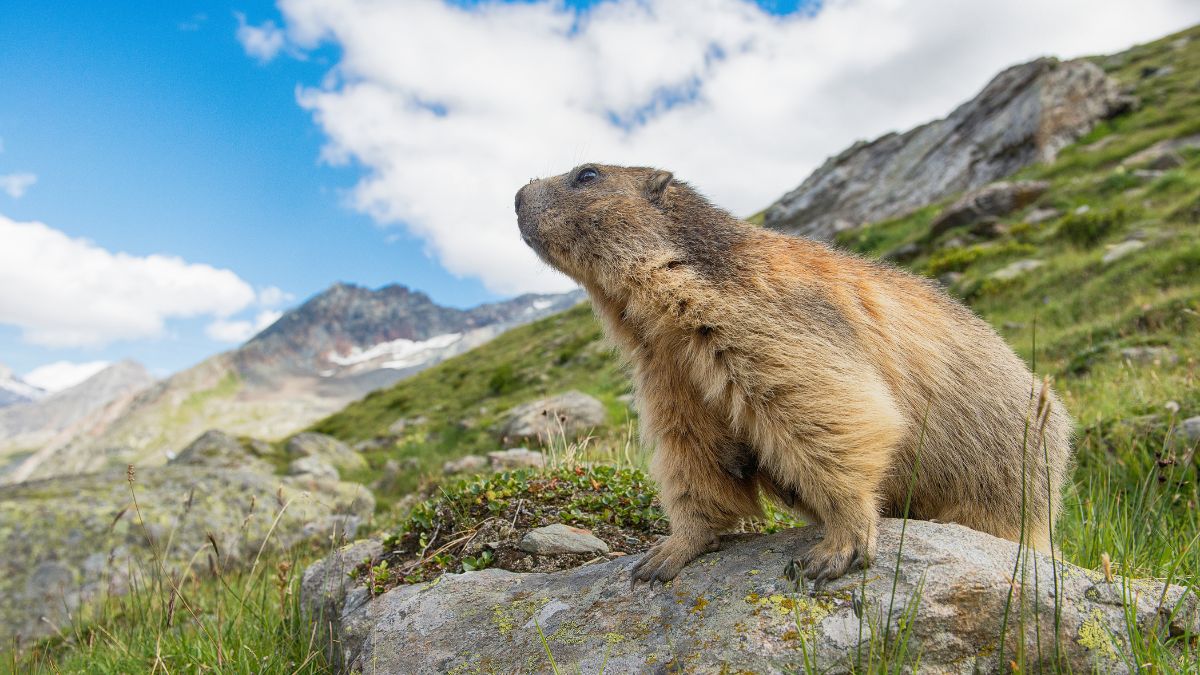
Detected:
[{"left": 515, "top": 163, "right": 743, "bottom": 290}]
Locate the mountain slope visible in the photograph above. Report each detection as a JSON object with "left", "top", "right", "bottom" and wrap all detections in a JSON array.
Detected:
[
  {"left": 0, "top": 361, "right": 154, "bottom": 478},
  {"left": 10, "top": 283, "right": 582, "bottom": 482},
  {"left": 763, "top": 56, "right": 1131, "bottom": 240},
  {"left": 0, "top": 364, "right": 44, "bottom": 409}
]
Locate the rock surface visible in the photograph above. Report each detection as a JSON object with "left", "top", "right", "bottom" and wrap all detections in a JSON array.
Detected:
[
  {"left": 1179, "top": 416, "right": 1200, "bottom": 445},
  {"left": 929, "top": 180, "right": 1050, "bottom": 236},
  {"left": 991, "top": 259, "right": 1044, "bottom": 281},
  {"left": 303, "top": 519, "right": 1197, "bottom": 674},
  {"left": 1120, "top": 133, "right": 1200, "bottom": 169},
  {"left": 1119, "top": 346, "right": 1178, "bottom": 365},
  {"left": 443, "top": 454, "right": 488, "bottom": 474},
  {"left": 171, "top": 429, "right": 274, "bottom": 474},
  {"left": 1103, "top": 239, "right": 1146, "bottom": 264},
  {"left": 518, "top": 524, "right": 610, "bottom": 555},
  {"left": 764, "top": 58, "right": 1127, "bottom": 240},
  {"left": 487, "top": 448, "right": 546, "bottom": 470},
  {"left": 0, "top": 435, "right": 374, "bottom": 644},
  {"left": 286, "top": 432, "right": 368, "bottom": 475},
  {"left": 499, "top": 391, "right": 607, "bottom": 442}
]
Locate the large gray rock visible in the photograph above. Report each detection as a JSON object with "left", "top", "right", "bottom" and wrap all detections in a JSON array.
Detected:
[
  {"left": 443, "top": 454, "right": 488, "bottom": 474},
  {"left": 0, "top": 461, "right": 373, "bottom": 643},
  {"left": 929, "top": 181, "right": 1050, "bottom": 236},
  {"left": 1180, "top": 416, "right": 1200, "bottom": 445},
  {"left": 170, "top": 429, "right": 274, "bottom": 474},
  {"left": 487, "top": 448, "right": 545, "bottom": 471},
  {"left": 1120, "top": 133, "right": 1200, "bottom": 170},
  {"left": 286, "top": 432, "right": 367, "bottom": 476},
  {"left": 499, "top": 391, "right": 607, "bottom": 443},
  {"left": 764, "top": 58, "right": 1128, "bottom": 240},
  {"left": 304, "top": 519, "right": 1196, "bottom": 674}
]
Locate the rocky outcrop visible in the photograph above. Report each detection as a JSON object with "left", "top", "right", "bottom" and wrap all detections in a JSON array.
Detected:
[
  {"left": 1120, "top": 133, "right": 1200, "bottom": 170},
  {"left": 0, "top": 432, "right": 373, "bottom": 644},
  {"left": 499, "top": 391, "right": 607, "bottom": 443},
  {"left": 285, "top": 432, "right": 367, "bottom": 476},
  {"left": 170, "top": 429, "right": 275, "bottom": 473},
  {"left": 929, "top": 180, "right": 1051, "bottom": 236},
  {"left": 764, "top": 58, "right": 1130, "bottom": 240},
  {"left": 304, "top": 520, "right": 1197, "bottom": 674}
]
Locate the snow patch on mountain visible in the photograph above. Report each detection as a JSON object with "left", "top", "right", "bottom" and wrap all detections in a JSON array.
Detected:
[{"left": 325, "top": 332, "right": 464, "bottom": 371}]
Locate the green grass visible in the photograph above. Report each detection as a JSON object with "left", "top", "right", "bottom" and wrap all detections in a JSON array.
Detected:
[
  {"left": 312, "top": 302, "right": 633, "bottom": 506},
  {"left": 6, "top": 474, "right": 338, "bottom": 674}
]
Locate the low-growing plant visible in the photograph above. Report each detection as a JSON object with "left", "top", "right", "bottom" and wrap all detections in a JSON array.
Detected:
[{"left": 1057, "top": 206, "right": 1129, "bottom": 247}]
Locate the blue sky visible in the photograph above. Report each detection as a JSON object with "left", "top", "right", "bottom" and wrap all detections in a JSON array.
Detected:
[
  {"left": 1, "top": 0, "right": 1194, "bottom": 387},
  {"left": 0, "top": 0, "right": 814, "bottom": 380},
  {"left": 0, "top": 1, "right": 489, "bottom": 378}
]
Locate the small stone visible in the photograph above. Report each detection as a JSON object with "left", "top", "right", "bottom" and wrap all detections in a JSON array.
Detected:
[
  {"left": 969, "top": 219, "right": 1008, "bottom": 239},
  {"left": 1074, "top": 205, "right": 1091, "bottom": 215},
  {"left": 1102, "top": 239, "right": 1145, "bottom": 264},
  {"left": 487, "top": 448, "right": 544, "bottom": 471},
  {"left": 1119, "top": 346, "right": 1177, "bottom": 365},
  {"left": 1180, "top": 416, "right": 1200, "bottom": 444},
  {"left": 443, "top": 454, "right": 488, "bottom": 474},
  {"left": 1145, "top": 152, "right": 1184, "bottom": 171},
  {"left": 518, "top": 524, "right": 609, "bottom": 556},
  {"left": 1139, "top": 65, "right": 1175, "bottom": 79},
  {"left": 1024, "top": 207, "right": 1062, "bottom": 225},
  {"left": 1002, "top": 322, "right": 1026, "bottom": 331},
  {"left": 936, "top": 272, "right": 963, "bottom": 288},
  {"left": 288, "top": 456, "right": 339, "bottom": 482},
  {"left": 883, "top": 242, "right": 922, "bottom": 262},
  {"left": 499, "top": 391, "right": 607, "bottom": 442},
  {"left": 388, "top": 416, "right": 427, "bottom": 435},
  {"left": 990, "top": 259, "right": 1043, "bottom": 281}
]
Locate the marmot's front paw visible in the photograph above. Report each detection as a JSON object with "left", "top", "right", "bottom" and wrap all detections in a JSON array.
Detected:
[
  {"left": 630, "top": 534, "right": 720, "bottom": 585},
  {"left": 793, "top": 537, "right": 869, "bottom": 584}
]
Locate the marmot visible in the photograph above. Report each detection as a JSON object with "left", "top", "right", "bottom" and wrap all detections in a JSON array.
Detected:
[{"left": 515, "top": 164, "right": 1073, "bottom": 583}]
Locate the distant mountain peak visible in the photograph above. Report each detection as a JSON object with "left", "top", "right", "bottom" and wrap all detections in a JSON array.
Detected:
[{"left": 0, "top": 364, "right": 46, "bottom": 408}]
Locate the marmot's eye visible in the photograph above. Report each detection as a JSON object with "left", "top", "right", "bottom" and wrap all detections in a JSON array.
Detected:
[{"left": 576, "top": 167, "right": 599, "bottom": 185}]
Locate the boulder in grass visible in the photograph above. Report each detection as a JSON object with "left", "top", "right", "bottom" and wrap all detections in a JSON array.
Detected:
[{"left": 303, "top": 519, "right": 1198, "bottom": 674}]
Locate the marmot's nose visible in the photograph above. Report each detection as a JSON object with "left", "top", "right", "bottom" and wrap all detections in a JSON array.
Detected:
[{"left": 515, "top": 184, "right": 527, "bottom": 214}]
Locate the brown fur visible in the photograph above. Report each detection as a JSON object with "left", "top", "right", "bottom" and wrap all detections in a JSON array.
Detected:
[{"left": 515, "top": 164, "right": 1074, "bottom": 582}]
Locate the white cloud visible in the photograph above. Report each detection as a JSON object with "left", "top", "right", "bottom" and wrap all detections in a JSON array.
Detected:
[
  {"left": 0, "top": 173, "right": 36, "bottom": 199},
  {"left": 236, "top": 11, "right": 287, "bottom": 62},
  {"left": 257, "top": 285, "right": 295, "bottom": 307},
  {"left": 23, "top": 360, "right": 111, "bottom": 393},
  {"left": 254, "top": 0, "right": 1200, "bottom": 295},
  {"left": 0, "top": 214, "right": 258, "bottom": 347},
  {"left": 205, "top": 309, "right": 283, "bottom": 343}
]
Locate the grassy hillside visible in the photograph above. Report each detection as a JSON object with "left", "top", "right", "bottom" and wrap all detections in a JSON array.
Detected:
[
  {"left": 309, "top": 302, "right": 633, "bottom": 498},
  {"left": 825, "top": 25, "right": 1200, "bottom": 597}
]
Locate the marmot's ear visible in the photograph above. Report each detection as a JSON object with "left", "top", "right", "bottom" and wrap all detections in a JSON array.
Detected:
[{"left": 646, "top": 170, "right": 673, "bottom": 203}]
